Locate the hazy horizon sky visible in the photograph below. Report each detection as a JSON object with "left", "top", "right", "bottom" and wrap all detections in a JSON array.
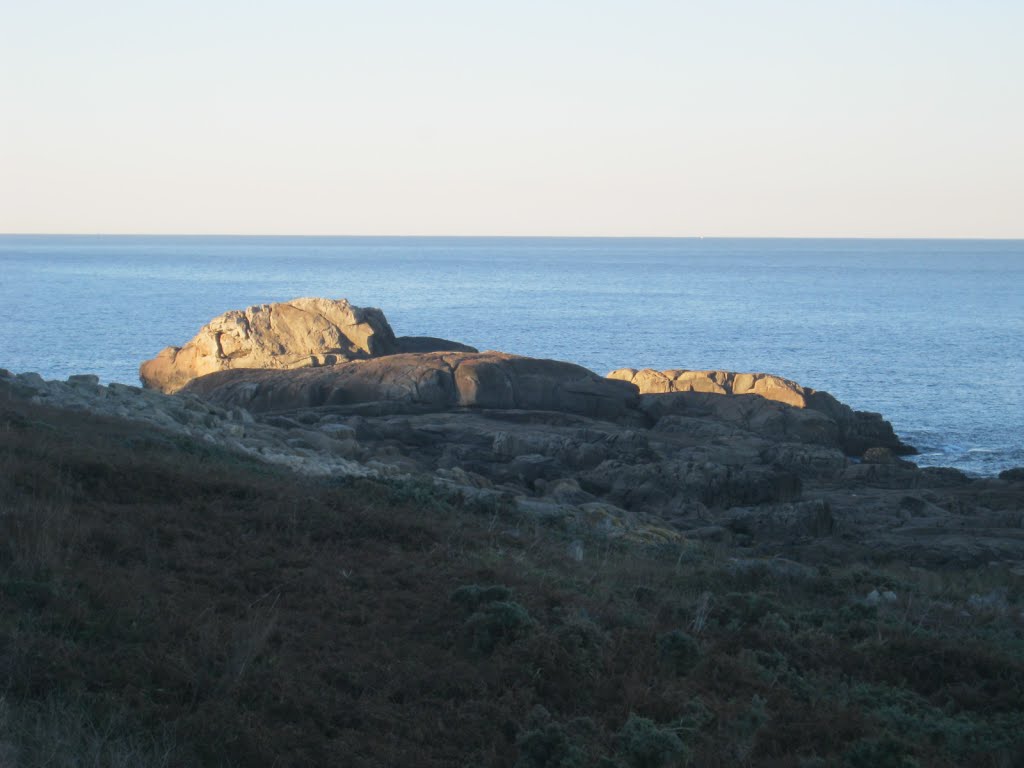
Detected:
[{"left": 2, "top": 1, "right": 1022, "bottom": 238}]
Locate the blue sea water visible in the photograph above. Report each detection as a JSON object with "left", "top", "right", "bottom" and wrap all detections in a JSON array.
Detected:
[{"left": 1, "top": 235, "right": 1022, "bottom": 476}]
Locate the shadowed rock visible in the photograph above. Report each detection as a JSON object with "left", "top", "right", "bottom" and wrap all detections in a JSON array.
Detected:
[
  {"left": 395, "top": 336, "right": 478, "bottom": 354},
  {"left": 181, "top": 351, "right": 640, "bottom": 420}
]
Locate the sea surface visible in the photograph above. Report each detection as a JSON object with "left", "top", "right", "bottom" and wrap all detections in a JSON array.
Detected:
[{"left": 1, "top": 235, "right": 1021, "bottom": 476}]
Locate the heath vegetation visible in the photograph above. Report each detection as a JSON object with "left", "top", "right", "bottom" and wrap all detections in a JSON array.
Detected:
[{"left": 1, "top": 398, "right": 1022, "bottom": 766}]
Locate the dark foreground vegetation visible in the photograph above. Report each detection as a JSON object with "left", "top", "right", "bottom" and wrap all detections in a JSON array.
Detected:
[{"left": 1, "top": 398, "right": 1022, "bottom": 767}]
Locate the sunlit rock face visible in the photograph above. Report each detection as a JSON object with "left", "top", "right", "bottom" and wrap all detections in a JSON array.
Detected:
[
  {"left": 139, "top": 298, "right": 474, "bottom": 394},
  {"left": 607, "top": 368, "right": 823, "bottom": 406},
  {"left": 608, "top": 368, "right": 915, "bottom": 458}
]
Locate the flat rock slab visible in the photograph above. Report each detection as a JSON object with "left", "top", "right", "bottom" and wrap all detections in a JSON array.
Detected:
[{"left": 182, "top": 351, "right": 640, "bottom": 421}]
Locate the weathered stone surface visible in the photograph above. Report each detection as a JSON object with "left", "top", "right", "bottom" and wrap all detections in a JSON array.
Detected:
[
  {"left": 141, "top": 298, "right": 398, "bottom": 393},
  {"left": 640, "top": 391, "right": 840, "bottom": 447},
  {"left": 5, "top": 363, "right": 1024, "bottom": 568},
  {"left": 1, "top": 368, "right": 373, "bottom": 478},
  {"left": 395, "top": 336, "right": 478, "bottom": 354},
  {"left": 182, "top": 351, "right": 640, "bottom": 420},
  {"left": 577, "top": 458, "right": 802, "bottom": 512},
  {"left": 609, "top": 368, "right": 813, "bottom": 406},
  {"left": 724, "top": 500, "right": 835, "bottom": 540},
  {"left": 67, "top": 374, "right": 100, "bottom": 387},
  {"left": 139, "top": 298, "right": 477, "bottom": 394},
  {"left": 10, "top": 293, "right": 1024, "bottom": 569},
  {"left": 862, "top": 446, "right": 916, "bottom": 466},
  {"left": 611, "top": 368, "right": 914, "bottom": 457},
  {"left": 759, "top": 443, "right": 849, "bottom": 479}
]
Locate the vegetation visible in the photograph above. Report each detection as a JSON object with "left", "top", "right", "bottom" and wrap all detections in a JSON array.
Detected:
[{"left": 1, "top": 398, "right": 1023, "bottom": 766}]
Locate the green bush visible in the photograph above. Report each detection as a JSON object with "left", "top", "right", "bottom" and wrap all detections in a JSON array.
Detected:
[
  {"left": 758, "top": 611, "right": 792, "bottom": 634},
  {"left": 450, "top": 584, "right": 513, "bottom": 612},
  {"left": 846, "top": 683, "right": 1024, "bottom": 759},
  {"left": 721, "top": 592, "right": 779, "bottom": 627},
  {"left": 843, "top": 736, "right": 918, "bottom": 768},
  {"left": 0, "top": 694, "right": 178, "bottom": 768},
  {"left": 554, "top": 618, "right": 605, "bottom": 656},
  {"left": 657, "top": 630, "right": 701, "bottom": 675},
  {"left": 515, "top": 706, "right": 587, "bottom": 768},
  {"left": 724, "top": 695, "right": 768, "bottom": 764},
  {"left": 464, "top": 600, "right": 535, "bottom": 654},
  {"left": 616, "top": 714, "right": 688, "bottom": 768}
]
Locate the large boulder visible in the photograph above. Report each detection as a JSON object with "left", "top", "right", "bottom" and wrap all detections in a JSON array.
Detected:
[
  {"left": 139, "top": 298, "right": 476, "bottom": 394},
  {"left": 609, "top": 368, "right": 914, "bottom": 457},
  {"left": 181, "top": 351, "right": 640, "bottom": 421}
]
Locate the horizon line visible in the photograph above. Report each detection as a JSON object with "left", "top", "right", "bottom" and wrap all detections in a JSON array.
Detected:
[{"left": 3, "top": 232, "right": 1024, "bottom": 242}]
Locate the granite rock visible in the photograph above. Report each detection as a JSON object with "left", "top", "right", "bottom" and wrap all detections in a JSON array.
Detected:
[
  {"left": 181, "top": 351, "right": 640, "bottom": 421},
  {"left": 139, "top": 298, "right": 475, "bottom": 394},
  {"left": 610, "top": 367, "right": 915, "bottom": 457}
]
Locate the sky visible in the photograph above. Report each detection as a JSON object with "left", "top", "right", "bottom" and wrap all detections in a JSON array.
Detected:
[{"left": 1, "top": 1, "right": 1022, "bottom": 237}]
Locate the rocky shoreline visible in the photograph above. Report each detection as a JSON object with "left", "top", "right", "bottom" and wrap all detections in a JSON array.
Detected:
[{"left": 3, "top": 297, "right": 1022, "bottom": 569}]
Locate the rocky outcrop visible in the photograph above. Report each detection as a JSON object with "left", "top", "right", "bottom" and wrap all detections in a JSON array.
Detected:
[
  {"left": 181, "top": 351, "right": 640, "bottom": 421},
  {"left": 0, "top": 369, "right": 372, "bottom": 478},
  {"left": 609, "top": 368, "right": 915, "bottom": 458},
  {"left": 139, "top": 298, "right": 476, "bottom": 394},
  {"left": 13, "top": 296, "right": 1023, "bottom": 568},
  {"left": 5, "top": 363, "right": 1024, "bottom": 569}
]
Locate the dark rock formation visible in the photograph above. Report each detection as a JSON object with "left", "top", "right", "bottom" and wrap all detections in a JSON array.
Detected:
[
  {"left": 395, "top": 336, "right": 478, "bottom": 354},
  {"left": 181, "top": 351, "right": 639, "bottom": 421}
]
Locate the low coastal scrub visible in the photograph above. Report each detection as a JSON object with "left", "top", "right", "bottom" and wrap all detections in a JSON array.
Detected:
[{"left": 1, "top": 399, "right": 1022, "bottom": 766}]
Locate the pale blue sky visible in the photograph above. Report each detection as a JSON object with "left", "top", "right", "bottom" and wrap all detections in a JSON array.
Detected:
[{"left": 2, "top": 1, "right": 1021, "bottom": 236}]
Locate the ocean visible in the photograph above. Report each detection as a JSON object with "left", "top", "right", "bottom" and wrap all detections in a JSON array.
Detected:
[{"left": 1, "top": 235, "right": 1021, "bottom": 476}]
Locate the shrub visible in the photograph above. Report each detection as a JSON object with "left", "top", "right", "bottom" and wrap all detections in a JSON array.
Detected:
[
  {"left": 464, "top": 600, "right": 535, "bottom": 654},
  {"left": 843, "top": 736, "right": 919, "bottom": 768},
  {"left": 515, "top": 706, "right": 588, "bottom": 768},
  {"left": 0, "top": 694, "right": 178, "bottom": 768},
  {"left": 724, "top": 694, "right": 768, "bottom": 764},
  {"left": 616, "top": 714, "right": 688, "bottom": 768},
  {"left": 554, "top": 618, "right": 605, "bottom": 656},
  {"left": 758, "top": 611, "right": 792, "bottom": 634},
  {"left": 721, "top": 592, "right": 779, "bottom": 627},
  {"left": 657, "top": 630, "right": 701, "bottom": 675},
  {"left": 450, "top": 584, "right": 514, "bottom": 612}
]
